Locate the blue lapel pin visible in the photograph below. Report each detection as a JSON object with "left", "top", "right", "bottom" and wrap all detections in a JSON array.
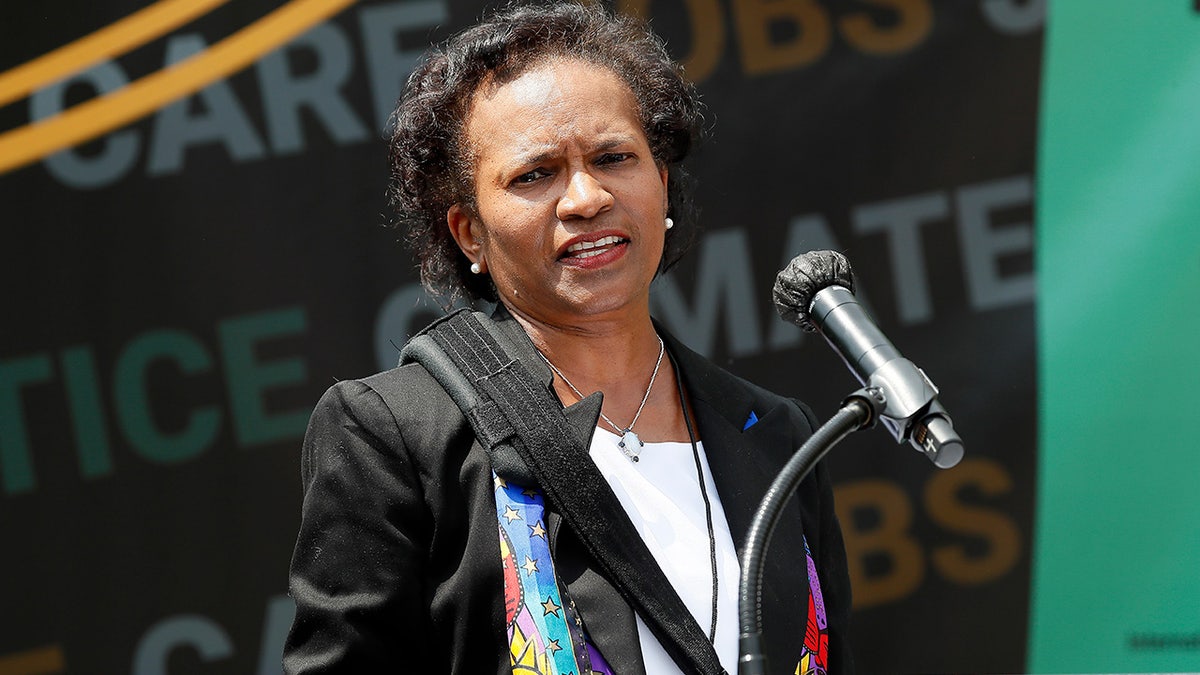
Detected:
[{"left": 743, "top": 410, "right": 759, "bottom": 431}]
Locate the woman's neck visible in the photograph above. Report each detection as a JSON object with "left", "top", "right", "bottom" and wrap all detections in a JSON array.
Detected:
[
  {"left": 516, "top": 310, "right": 658, "bottom": 384},
  {"left": 508, "top": 301, "right": 664, "bottom": 407},
  {"left": 505, "top": 301, "right": 692, "bottom": 444}
]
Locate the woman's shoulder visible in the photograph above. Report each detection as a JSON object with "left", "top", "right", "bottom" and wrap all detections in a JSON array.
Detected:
[
  {"left": 314, "top": 362, "right": 446, "bottom": 414},
  {"left": 359, "top": 361, "right": 445, "bottom": 401},
  {"left": 311, "top": 362, "right": 469, "bottom": 454}
]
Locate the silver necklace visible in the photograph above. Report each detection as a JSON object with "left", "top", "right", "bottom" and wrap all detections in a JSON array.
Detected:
[
  {"left": 545, "top": 343, "right": 719, "bottom": 643},
  {"left": 536, "top": 336, "right": 665, "bottom": 462}
]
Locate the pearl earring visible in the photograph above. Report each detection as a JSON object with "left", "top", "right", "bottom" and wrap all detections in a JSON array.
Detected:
[
  {"left": 665, "top": 217, "right": 674, "bottom": 230},
  {"left": 470, "top": 262, "right": 482, "bottom": 274}
]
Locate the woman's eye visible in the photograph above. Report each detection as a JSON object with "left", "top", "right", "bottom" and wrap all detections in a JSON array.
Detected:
[
  {"left": 598, "top": 152, "right": 632, "bottom": 166},
  {"left": 513, "top": 168, "right": 549, "bottom": 185}
]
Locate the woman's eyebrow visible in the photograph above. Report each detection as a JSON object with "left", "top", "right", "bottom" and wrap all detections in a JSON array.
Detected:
[
  {"left": 515, "top": 149, "right": 556, "bottom": 167},
  {"left": 505, "top": 134, "right": 640, "bottom": 171},
  {"left": 594, "top": 135, "right": 637, "bottom": 152}
]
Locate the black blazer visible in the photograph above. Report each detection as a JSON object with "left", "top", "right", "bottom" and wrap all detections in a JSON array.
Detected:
[{"left": 284, "top": 311, "right": 852, "bottom": 674}]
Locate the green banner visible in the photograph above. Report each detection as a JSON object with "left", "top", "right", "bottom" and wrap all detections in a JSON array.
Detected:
[{"left": 1032, "top": 3, "right": 1200, "bottom": 672}]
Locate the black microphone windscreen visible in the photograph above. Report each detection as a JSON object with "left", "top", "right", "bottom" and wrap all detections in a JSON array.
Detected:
[{"left": 773, "top": 250, "right": 856, "bottom": 332}]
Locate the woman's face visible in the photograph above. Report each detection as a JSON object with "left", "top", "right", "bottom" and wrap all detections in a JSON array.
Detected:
[{"left": 448, "top": 58, "right": 669, "bottom": 327}]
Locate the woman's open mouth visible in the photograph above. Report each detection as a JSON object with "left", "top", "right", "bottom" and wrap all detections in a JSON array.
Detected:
[
  {"left": 562, "top": 234, "right": 626, "bottom": 260},
  {"left": 557, "top": 233, "right": 631, "bottom": 269}
]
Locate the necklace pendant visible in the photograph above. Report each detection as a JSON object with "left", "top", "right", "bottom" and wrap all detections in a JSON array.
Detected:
[{"left": 618, "top": 429, "right": 643, "bottom": 462}]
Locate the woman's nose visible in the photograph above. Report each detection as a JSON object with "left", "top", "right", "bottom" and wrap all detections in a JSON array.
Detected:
[{"left": 556, "top": 170, "right": 614, "bottom": 221}]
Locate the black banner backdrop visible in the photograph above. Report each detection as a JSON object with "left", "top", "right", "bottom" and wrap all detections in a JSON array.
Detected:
[{"left": 0, "top": 0, "right": 1041, "bottom": 672}]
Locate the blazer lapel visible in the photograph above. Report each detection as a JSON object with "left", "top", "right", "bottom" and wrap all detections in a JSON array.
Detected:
[
  {"left": 662, "top": 329, "right": 813, "bottom": 670},
  {"left": 660, "top": 329, "right": 798, "bottom": 552}
]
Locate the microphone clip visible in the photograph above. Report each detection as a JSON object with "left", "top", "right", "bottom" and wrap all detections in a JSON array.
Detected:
[
  {"left": 842, "top": 386, "right": 887, "bottom": 430},
  {"left": 856, "top": 360, "right": 963, "bottom": 469}
]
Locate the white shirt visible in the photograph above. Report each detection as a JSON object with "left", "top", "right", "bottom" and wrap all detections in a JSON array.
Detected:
[{"left": 588, "top": 428, "right": 741, "bottom": 674}]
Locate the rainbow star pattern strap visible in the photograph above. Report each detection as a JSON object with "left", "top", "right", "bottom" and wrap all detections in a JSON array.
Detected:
[
  {"left": 495, "top": 472, "right": 828, "bottom": 675},
  {"left": 796, "top": 535, "right": 829, "bottom": 675},
  {"left": 494, "top": 473, "right": 614, "bottom": 675}
]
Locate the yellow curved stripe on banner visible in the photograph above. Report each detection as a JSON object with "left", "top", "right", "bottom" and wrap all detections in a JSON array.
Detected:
[
  {"left": 0, "top": 0, "right": 358, "bottom": 177},
  {"left": 0, "top": 0, "right": 233, "bottom": 107},
  {"left": 0, "top": 645, "right": 65, "bottom": 675}
]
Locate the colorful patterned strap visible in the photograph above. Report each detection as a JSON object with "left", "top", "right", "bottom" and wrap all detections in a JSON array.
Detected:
[
  {"left": 495, "top": 474, "right": 614, "bottom": 675},
  {"left": 495, "top": 471, "right": 830, "bottom": 675},
  {"left": 797, "top": 536, "right": 830, "bottom": 675}
]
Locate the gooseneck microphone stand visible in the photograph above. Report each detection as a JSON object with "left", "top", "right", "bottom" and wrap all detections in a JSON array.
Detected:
[
  {"left": 740, "top": 249, "right": 964, "bottom": 673},
  {"left": 736, "top": 388, "right": 884, "bottom": 675}
]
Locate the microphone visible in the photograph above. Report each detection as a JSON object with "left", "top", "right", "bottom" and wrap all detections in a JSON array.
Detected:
[{"left": 773, "top": 250, "right": 964, "bottom": 469}]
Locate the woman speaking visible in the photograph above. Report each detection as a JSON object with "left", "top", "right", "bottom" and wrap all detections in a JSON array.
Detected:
[{"left": 284, "top": 3, "right": 852, "bottom": 673}]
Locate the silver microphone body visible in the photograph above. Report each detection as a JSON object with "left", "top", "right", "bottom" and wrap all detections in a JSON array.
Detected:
[
  {"left": 772, "top": 249, "right": 963, "bottom": 469},
  {"left": 809, "top": 285, "right": 963, "bottom": 468}
]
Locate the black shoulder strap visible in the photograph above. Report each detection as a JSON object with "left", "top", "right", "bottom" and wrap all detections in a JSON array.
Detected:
[{"left": 400, "top": 309, "right": 725, "bottom": 675}]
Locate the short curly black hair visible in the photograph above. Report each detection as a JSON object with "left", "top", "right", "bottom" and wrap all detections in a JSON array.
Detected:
[{"left": 387, "top": 1, "right": 703, "bottom": 303}]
